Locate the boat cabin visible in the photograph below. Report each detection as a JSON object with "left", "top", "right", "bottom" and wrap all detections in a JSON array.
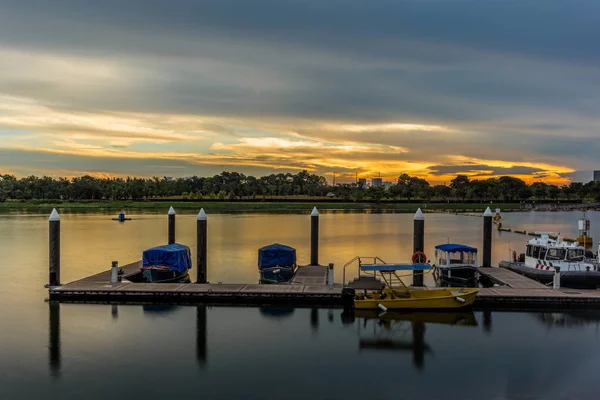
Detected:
[
  {"left": 525, "top": 242, "right": 586, "bottom": 262},
  {"left": 435, "top": 244, "right": 478, "bottom": 267}
]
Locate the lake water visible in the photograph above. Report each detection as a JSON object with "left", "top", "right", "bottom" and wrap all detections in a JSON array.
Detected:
[{"left": 1, "top": 210, "right": 600, "bottom": 399}]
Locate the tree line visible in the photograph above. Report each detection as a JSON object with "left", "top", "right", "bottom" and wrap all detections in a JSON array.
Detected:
[{"left": 1, "top": 171, "right": 600, "bottom": 202}]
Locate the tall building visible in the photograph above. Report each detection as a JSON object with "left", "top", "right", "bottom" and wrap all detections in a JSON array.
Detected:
[
  {"left": 371, "top": 177, "right": 383, "bottom": 187},
  {"left": 594, "top": 170, "right": 600, "bottom": 181},
  {"left": 358, "top": 178, "right": 367, "bottom": 187}
]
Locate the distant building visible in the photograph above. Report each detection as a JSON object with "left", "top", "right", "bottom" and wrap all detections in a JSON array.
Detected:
[
  {"left": 326, "top": 192, "right": 336, "bottom": 197},
  {"left": 382, "top": 181, "right": 394, "bottom": 189},
  {"left": 594, "top": 170, "right": 600, "bottom": 181},
  {"left": 371, "top": 177, "right": 383, "bottom": 187},
  {"left": 358, "top": 178, "right": 367, "bottom": 188}
]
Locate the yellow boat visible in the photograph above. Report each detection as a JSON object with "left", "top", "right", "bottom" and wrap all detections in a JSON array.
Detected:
[
  {"left": 354, "top": 287, "right": 479, "bottom": 310},
  {"left": 351, "top": 259, "right": 479, "bottom": 310}
]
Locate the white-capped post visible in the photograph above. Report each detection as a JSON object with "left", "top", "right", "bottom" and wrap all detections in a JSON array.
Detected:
[
  {"left": 483, "top": 207, "right": 493, "bottom": 268},
  {"left": 413, "top": 208, "right": 425, "bottom": 286},
  {"left": 197, "top": 209, "right": 208, "bottom": 283},
  {"left": 168, "top": 206, "right": 176, "bottom": 244},
  {"left": 49, "top": 208, "right": 61, "bottom": 286},
  {"left": 310, "top": 207, "right": 319, "bottom": 266}
]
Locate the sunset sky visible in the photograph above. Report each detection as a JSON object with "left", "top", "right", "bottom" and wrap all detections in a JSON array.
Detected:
[{"left": 1, "top": 0, "right": 599, "bottom": 185}]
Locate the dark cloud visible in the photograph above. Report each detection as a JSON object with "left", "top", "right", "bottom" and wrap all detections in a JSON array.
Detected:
[{"left": 428, "top": 164, "right": 547, "bottom": 177}]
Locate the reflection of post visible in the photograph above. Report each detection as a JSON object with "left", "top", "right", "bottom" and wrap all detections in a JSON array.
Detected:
[
  {"left": 411, "top": 322, "right": 426, "bottom": 371},
  {"left": 111, "top": 304, "right": 118, "bottom": 319},
  {"left": 196, "top": 305, "right": 207, "bottom": 367},
  {"left": 483, "top": 310, "right": 492, "bottom": 335},
  {"left": 49, "top": 301, "right": 61, "bottom": 378},
  {"left": 310, "top": 308, "right": 319, "bottom": 332}
]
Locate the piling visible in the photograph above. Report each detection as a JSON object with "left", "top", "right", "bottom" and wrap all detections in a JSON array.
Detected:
[
  {"left": 553, "top": 266, "right": 561, "bottom": 289},
  {"left": 413, "top": 208, "right": 425, "bottom": 286},
  {"left": 111, "top": 261, "right": 119, "bottom": 284},
  {"left": 483, "top": 207, "right": 492, "bottom": 268},
  {"left": 197, "top": 209, "right": 208, "bottom": 284},
  {"left": 49, "top": 208, "right": 61, "bottom": 287},
  {"left": 168, "top": 206, "right": 176, "bottom": 244},
  {"left": 310, "top": 207, "right": 319, "bottom": 266}
]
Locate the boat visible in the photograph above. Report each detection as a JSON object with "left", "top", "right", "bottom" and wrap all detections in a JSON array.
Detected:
[
  {"left": 111, "top": 212, "right": 132, "bottom": 222},
  {"left": 433, "top": 244, "right": 479, "bottom": 286},
  {"left": 258, "top": 243, "right": 297, "bottom": 283},
  {"left": 139, "top": 243, "right": 192, "bottom": 283},
  {"left": 352, "top": 260, "right": 478, "bottom": 310},
  {"left": 576, "top": 211, "right": 593, "bottom": 246},
  {"left": 501, "top": 233, "right": 600, "bottom": 289}
]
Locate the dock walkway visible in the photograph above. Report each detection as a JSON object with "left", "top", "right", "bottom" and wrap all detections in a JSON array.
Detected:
[{"left": 478, "top": 267, "right": 548, "bottom": 289}]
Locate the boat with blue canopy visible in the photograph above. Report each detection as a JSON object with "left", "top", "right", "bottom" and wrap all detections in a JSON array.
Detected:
[
  {"left": 433, "top": 244, "right": 479, "bottom": 286},
  {"left": 140, "top": 243, "right": 192, "bottom": 283},
  {"left": 258, "top": 243, "right": 297, "bottom": 284}
]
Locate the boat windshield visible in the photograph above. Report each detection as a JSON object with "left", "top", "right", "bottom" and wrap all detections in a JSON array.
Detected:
[
  {"left": 546, "top": 248, "right": 566, "bottom": 261},
  {"left": 567, "top": 248, "right": 585, "bottom": 261},
  {"left": 448, "top": 252, "right": 476, "bottom": 264}
]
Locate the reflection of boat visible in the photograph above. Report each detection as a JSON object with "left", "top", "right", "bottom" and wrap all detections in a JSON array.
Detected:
[
  {"left": 142, "top": 305, "right": 180, "bottom": 314},
  {"left": 259, "top": 307, "right": 295, "bottom": 318},
  {"left": 535, "top": 311, "right": 600, "bottom": 328},
  {"left": 502, "top": 233, "right": 600, "bottom": 289},
  {"left": 111, "top": 212, "right": 132, "bottom": 221},
  {"left": 352, "top": 261, "right": 478, "bottom": 310},
  {"left": 258, "top": 243, "right": 297, "bottom": 283},
  {"left": 137, "top": 243, "right": 192, "bottom": 283},
  {"left": 354, "top": 310, "right": 478, "bottom": 326},
  {"left": 433, "top": 244, "right": 479, "bottom": 286}
]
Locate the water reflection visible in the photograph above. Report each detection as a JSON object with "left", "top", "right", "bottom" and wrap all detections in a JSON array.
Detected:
[
  {"left": 354, "top": 310, "right": 478, "bottom": 371},
  {"left": 197, "top": 305, "right": 207, "bottom": 367},
  {"left": 535, "top": 311, "right": 600, "bottom": 330},
  {"left": 111, "top": 304, "right": 118, "bottom": 319},
  {"left": 48, "top": 301, "right": 61, "bottom": 379},
  {"left": 483, "top": 310, "right": 492, "bottom": 335},
  {"left": 310, "top": 308, "right": 319, "bottom": 333},
  {"left": 258, "top": 307, "right": 295, "bottom": 319}
]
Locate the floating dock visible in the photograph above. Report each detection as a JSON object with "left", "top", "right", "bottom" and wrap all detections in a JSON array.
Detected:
[
  {"left": 49, "top": 261, "right": 346, "bottom": 306},
  {"left": 48, "top": 262, "right": 600, "bottom": 309}
]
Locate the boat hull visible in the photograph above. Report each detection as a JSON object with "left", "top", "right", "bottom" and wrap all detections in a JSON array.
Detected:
[
  {"left": 437, "top": 266, "right": 479, "bottom": 286},
  {"left": 259, "top": 266, "right": 295, "bottom": 284},
  {"left": 501, "top": 262, "right": 600, "bottom": 289},
  {"left": 354, "top": 288, "right": 479, "bottom": 310}
]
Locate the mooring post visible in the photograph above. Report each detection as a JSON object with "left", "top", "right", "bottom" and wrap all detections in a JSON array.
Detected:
[
  {"left": 553, "top": 266, "right": 561, "bottom": 289},
  {"left": 168, "top": 206, "right": 176, "bottom": 244},
  {"left": 310, "top": 207, "right": 319, "bottom": 266},
  {"left": 483, "top": 207, "right": 493, "bottom": 267},
  {"left": 111, "top": 261, "right": 119, "bottom": 284},
  {"left": 49, "top": 208, "right": 61, "bottom": 287},
  {"left": 327, "top": 263, "right": 334, "bottom": 286},
  {"left": 197, "top": 208, "right": 208, "bottom": 284},
  {"left": 413, "top": 208, "right": 425, "bottom": 286}
]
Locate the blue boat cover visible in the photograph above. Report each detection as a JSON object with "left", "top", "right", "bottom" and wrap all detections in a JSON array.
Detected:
[
  {"left": 435, "top": 244, "right": 477, "bottom": 253},
  {"left": 360, "top": 263, "right": 432, "bottom": 271},
  {"left": 258, "top": 243, "right": 296, "bottom": 270},
  {"left": 142, "top": 243, "right": 192, "bottom": 273}
]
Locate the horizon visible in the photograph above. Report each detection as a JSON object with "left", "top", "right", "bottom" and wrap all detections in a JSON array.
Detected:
[{"left": 1, "top": 1, "right": 600, "bottom": 185}]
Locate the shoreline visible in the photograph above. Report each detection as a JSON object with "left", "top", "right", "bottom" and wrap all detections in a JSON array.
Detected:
[{"left": 0, "top": 200, "right": 524, "bottom": 213}]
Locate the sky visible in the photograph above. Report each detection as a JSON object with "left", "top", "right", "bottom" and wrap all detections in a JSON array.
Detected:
[{"left": 1, "top": 0, "right": 599, "bottom": 185}]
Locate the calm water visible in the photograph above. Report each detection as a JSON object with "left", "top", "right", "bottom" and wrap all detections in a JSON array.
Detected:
[{"left": 1, "top": 210, "right": 600, "bottom": 399}]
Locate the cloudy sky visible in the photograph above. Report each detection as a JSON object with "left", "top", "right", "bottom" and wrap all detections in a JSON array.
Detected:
[{"left": 1, "top": 0, "right": 599, "bottom": 184}]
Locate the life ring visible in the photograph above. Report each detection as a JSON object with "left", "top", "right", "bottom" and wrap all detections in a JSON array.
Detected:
[
  {"left": 412, "top": 251, "right": 427, "bottom": 264},
  {"left": 512, "top": 250, "right": 517, "bottom": 263}
]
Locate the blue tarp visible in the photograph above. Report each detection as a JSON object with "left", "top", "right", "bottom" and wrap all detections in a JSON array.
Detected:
[
  {"left": 258, "top": 243, "right": 296, "bottom": 270},
  {"left": 142, "top": 243, "right": 192, "bottom": 273},
  {"left": 435, "top": 244, "right": 478, "bottom": 253},
  {"left": 360, "top": 263, "right": 432, "bottom": 271}
]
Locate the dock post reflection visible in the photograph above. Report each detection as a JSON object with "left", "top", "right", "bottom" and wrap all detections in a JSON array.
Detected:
[
  {"left": 411, "top": 322, "right": 426, "bottom": 371},
  {"left": 196, "top": 305, "right": 207, "bottom": 367},
  {"left": 310, "top": 308, "right": 319, "bottom": 332},
  {"left": 111, "top": 304, "right": 118, "bottom": 319},
  {"left": 48, "top": 300, "right": 61, "bottom": 378},
  {"left": 483, "top": 310, "right": 492, "bottom": 335}
]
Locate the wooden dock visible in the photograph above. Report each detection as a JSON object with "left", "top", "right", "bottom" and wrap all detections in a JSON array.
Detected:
[
  {"left": 49, "top": 262, "right": 344, "bottom": 305},
  {"left": 48, "top": 262, "right": 600, "bottom": 309}
]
